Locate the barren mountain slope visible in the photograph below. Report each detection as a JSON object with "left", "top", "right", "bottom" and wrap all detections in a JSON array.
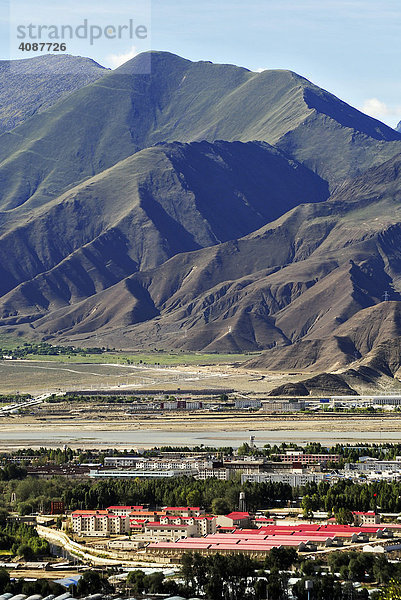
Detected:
[
  {"left": 4, "top": 153, "right": 401, "bottom": 363},
  {"left": 0, "top": 140, "right": 328, "bottom": 316}
]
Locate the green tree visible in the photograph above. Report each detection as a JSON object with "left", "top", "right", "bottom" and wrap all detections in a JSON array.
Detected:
[
  {"left": 237, "top": 442, "right": 251, "bottom": 456},
  {"left": 265, "top": 546, "right": 298, "bottom": 571},
  {"left": 187, "top": 489, "right": 201, "bottom": 507},
  {"left": 302, "top": 494, "right": 314, "bottom": 519},
  {"left": 77, "top": 570, "right": 113, "bottom": 595},
  {"left": 379, "top": 580, "right": 401, "bottom": 599},
  {"left": 267, "top": 568, "right": 288, "bottom": 600},
  {"left": 146, "top": 571, "right": 164, "bottom": 593},
  {"left": 0, "top": 568, "right": 10, "bottom": 590},
  {"left": 127, "top": 570, "right": 146, "bottom": 595},
  {"left": 17, "top": 543, "right": 34, "bottom": 560},
  {"left": 211, "top": 497, "right": 230, "bottom": 515},
  {"left": 335, "top": 507, "right": 354, "bottom": 524}
]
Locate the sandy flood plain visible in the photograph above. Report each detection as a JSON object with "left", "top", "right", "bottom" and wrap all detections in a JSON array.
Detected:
[{"left": 0, "top": 411, "right": 400, "bottom": 449}]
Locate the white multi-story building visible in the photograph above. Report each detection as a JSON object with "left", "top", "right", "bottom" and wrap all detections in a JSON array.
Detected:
[
  {"left": 106, "top": 505, "right": 145, "bottom": 516},
  {"left": 89, "top": 468, "right": 198, "bottom": 478},
  {"left": 197, "top": 468, "right": 230, "bottom": 480},
  {"left": 71, "top": 505, "right": 214, "bottom": 538},
  {"left": 241, "top": 472, "right": 326, "bottom": 486},
  {"left": 104, "top": 456, "right": 215, "bottom": 470},
  {"left": 144, "top": 522, "right": 197, "bottom": 541},
  {"left": 345, "top": 459, "right": 401, "bottom": 473},
  {"left": 234, "top": 399, "right": 262, "bottom": 409},
  {"left": 71, "top": 510, "right": 130, "bottom": 536},
  {"left": 275, "top": 452, "right": 340, "bottom": 464},
  {"left": 261, "top": 400, "right": 305, "bottom": 412},
  {"left": 159, "top": 515, "right": 216, "bottom": 535},
  {"left": 353, "top": 511, "right": 381, "bottom": 526}
]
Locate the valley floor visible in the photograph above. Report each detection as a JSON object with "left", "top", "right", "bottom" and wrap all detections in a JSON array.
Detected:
[
  {"left": 2, "top": 356, "right": 401, "bottom": 447},
  {"left": 2, "top": 357, "right": 401, "bottom": 395}
]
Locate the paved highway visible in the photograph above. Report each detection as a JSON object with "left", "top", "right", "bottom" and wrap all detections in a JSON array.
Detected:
[{"left": 0, "top": 393, "right": 53, "bottom": 416}]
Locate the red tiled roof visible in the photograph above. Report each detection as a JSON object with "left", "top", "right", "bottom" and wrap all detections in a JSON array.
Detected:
[
  {"left": 130, "top": 519, "right": 147, "bottom": 524},
  {"left": 107, "top": 505, "right": 144, "bottom": 510},
  {"left": 146, "top": 523, "right": 190, "bottom": 529},
  {"left": 226, "top": 512, "right": 250, "bottom": 520},
  {"left": 72, "top": 510, "right": 108, "bottom": 517},
  {"left": 164, "top": 506, "right": 200, "bottom": 511},
  {"left": 352, "top": 511, "right": 376, "bottom": 515}
]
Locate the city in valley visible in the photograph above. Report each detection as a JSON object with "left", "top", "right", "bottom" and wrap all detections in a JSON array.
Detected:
[
  {"left": 1, "top": 344, "right": 401, "bottom": 598},
  {"left": 1, "top": 1, "right": 401, "bottom": 597}
]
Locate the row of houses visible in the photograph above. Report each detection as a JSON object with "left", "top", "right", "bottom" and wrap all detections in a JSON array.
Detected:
[
  {"left": 98, "top": 453, "right": 340, "bottom": 482},
  {"left": 71, "top": 504, "right": 263, "bottom": 540},
  {"left": 146, "top": 521, "right": 397, "bottom": 558},
  {"left": 71, "top": 504, "right": 217, "bottom": 538}
]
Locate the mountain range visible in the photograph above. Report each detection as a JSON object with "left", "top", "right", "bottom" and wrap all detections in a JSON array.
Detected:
[{"left": 2, "top": 51, "right": 401, "bottom": 392}]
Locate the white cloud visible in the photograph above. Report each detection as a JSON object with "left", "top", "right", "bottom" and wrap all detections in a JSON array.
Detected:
[
  {"left": 361, "top": 98, "right": 392, "bottom": 118},
  {"left": 359, "top": 98, "right": 401, "bottom": 129},
  {"left": 360, "top": 98, "right": 401, "bottom": 126},
  {"left": 106, "top": 45, "right": 138, "bottom": 69}
]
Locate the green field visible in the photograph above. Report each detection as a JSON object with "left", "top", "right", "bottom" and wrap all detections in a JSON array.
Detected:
[
  {"left": 0, "top": 333, "right": 27, "bottom": 350},
  {"left": 17, "top": 351, "right": 256, "bottom": 366},
  {"left": 0, "top": 335, "right": 258, "bottom": 368}
]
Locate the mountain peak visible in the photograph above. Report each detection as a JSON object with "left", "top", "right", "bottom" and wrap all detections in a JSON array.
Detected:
[{"left": 114, "top": 49, "right": 191, "bottom": 74}]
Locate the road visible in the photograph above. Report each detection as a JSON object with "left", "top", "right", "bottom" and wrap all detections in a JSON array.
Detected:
[
  {"left": 0, "top": 392, "right": 55, "bottom": 415},
  {"left": 37, "top": 525, "right": 167, "bottom": 567}
]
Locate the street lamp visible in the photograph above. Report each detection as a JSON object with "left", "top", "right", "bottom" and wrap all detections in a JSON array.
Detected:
[{"left": 305, "top": 580, "right": 313, "bottom": 600}]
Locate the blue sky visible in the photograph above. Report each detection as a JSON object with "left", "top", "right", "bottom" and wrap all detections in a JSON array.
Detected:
[{"left": 1, "top": 0, "right": 400, "bottom": 127}]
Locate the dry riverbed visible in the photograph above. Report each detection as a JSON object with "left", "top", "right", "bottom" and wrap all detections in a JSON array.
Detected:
[{"left": 0, "top": 409, "right": 400, "bottom": 448}]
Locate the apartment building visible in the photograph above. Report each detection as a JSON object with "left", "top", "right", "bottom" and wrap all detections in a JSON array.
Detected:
[
  {"left": 234, "top": 399, "right": 262, "bottom": 409},
  {"left": 274, "top": 452, "right": 340, "bottom": 464},
  {"left": 159, "top": 514, "right": 216, "bottom": 535},
  {"left": 71, "top": 510, "right": 130, "bottom": 537},
  {"left": 353, "top": 511, "right": 381, "bottom": 526},
  {"left": 103, "top": 456, "right": 215, "bottom": 470},
  {"left": 197, "top": 468, "right": 231, "bottom": 480},
  {"left": 106, "top": 505, "right": 145, "bottom": 516},
  {"left": 163, "top": 506, "right": 205, "bottom": 517},
  {"left": 345, "top": 459, "right": 401, "bottom": 473},
  {"left": 71, "top": 505, "right": 213, "bottom": 538},
  {"left": 241, "top": 472, "right": 326, "bottom": 486},
  {"left": 144, "top": 522, "right": 198, "bottom": 541},
  {"left": 89, "top": 468, "right": 198, "bottom": 478},
  {"left": 261, "top": 399, "right": 306, "bottom": 412}
]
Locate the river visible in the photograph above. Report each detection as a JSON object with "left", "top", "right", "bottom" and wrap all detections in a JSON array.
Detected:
[{"left": 0, "top": 427, "right": 398, "bottom": 448}]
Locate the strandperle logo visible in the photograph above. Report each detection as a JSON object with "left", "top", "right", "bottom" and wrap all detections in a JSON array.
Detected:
[{"left": 16, "top": 19, "right": 148, "bottom": 45}]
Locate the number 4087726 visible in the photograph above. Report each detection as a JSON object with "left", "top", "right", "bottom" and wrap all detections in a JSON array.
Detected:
[{"left": 18, "top": 42, "right": 67, "bottom": 51}]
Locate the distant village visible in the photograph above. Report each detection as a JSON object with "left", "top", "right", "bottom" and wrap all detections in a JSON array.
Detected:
[
  {"left": 68, "top": 501, "right": 401, "bottom": 560},
  {"left": 14, "top": 446, "right": 401, "bottom": 487}
]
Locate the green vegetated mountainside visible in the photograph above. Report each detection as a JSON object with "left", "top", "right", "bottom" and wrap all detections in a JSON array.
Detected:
[
  {"left": 0, "top": 51, "right": 400, "bottom": 221},
  {"left": 0, "top": 54, "right": 108, "bottom": 134},
  {"left": 2, "top": 51, "right": 401, "bottom": 389}
]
